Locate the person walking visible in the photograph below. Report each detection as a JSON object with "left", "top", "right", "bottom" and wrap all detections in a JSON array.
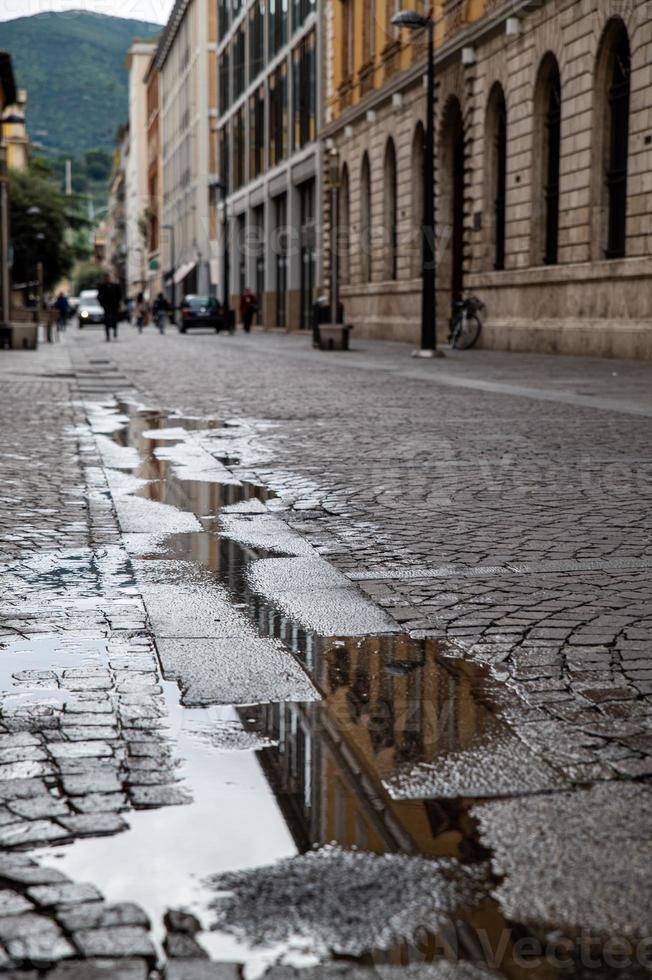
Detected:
[
  {"left": 98, "top": 274, "right": 122, "bottom": 342},
  {"left": 54, "top": 292, "right": 70, "bottom": 332},
  {"left": 239, "top": 287, "right": 258, "bottom": 334},
  {"left": 152, "top": 293, "right": 170, "bottom": 334},
  {"left": 135, "top": 292, "right": 149, "bottom": 334}
]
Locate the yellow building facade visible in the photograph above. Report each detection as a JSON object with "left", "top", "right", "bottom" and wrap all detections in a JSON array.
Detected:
[
  {"left": 324, "top": 0, "right": 652, "bottom": 359},
  {"left": 2, "top": 88, "right": 30, "bottom": 172}
]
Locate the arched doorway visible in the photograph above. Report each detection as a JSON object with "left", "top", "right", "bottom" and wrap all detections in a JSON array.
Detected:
[
  {"left": 411, "top": 121, "right": 425, "bottom": 277},
  {"left": 360, "top": 153, "right": 372, "bottom": 283},
  {"left": 439, "top": 96, "right": 465, "bottom": 319},
  {"left": 531, "top": 53, "right": 562, "bottom": 266},
  {"left": 485, "top": 83, "right": 507, "bottom": 270},
  {"left": 383, "top": 138, "right": 398, "bottom": 280},
  {"left": 591, "top": 18, "right": 631, "bottom": 260}
]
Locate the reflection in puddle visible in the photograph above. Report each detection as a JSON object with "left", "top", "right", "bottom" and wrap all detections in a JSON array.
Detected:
[
  {"left": 37, "top": 401, "right": 569, "bottom": 978},
  {"left": 41, "top": 686, "right": 299, "bottom": 973}
]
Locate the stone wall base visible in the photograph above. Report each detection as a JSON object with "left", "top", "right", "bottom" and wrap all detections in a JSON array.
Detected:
[{"left": 480, "top": 319, "right": 652, "bottom": 361}]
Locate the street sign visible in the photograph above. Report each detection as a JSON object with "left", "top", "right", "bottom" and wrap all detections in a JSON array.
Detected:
[{"left": 149, "top": 259, "right": 160, "bottom": 270}]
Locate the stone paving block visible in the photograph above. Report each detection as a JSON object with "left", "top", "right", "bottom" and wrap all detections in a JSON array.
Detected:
[
  {"left": 0, "top": 747, "right": 49, "bottom": 765},
  {"left": 0, "top": 820, "right": 71, "bottom": 848},
  {"left": 60, "top": 715, "right": 117, "bottom": 729},
  {"left": 46, "top": 959, "right": 150, "bottom": 980},
  {"left": 128, "top": 785, "right": 192, "bottom": 808},
  {"left": 62, "top": 699, "right": 115, "bottom": 715},
  {"left": 0, "top": 761, "right": 55, "bottom": 782},
  {"left": 70, "top": 792, "right": 128, "bottom": 814},
  {"left": 48, "top": 742, "right": 114, "bottom": 760},
  {"left": 5, "top": 931, "right": 76, "bottom": 964},
  {"left": 157, "top": 636, "right": 318, "bottom": 707},
  {"left": 28, "top": 882, "right": 103, "bottom": 908},
  {"left": 62, "top": 727, "right": 120, "bottom": 742},
  {"left": 0, "top": 912, "right": 67, "bottom": 944},
  {"left": 8, "top": 796, "right": 70, "bottom": 821},
  {"left": 61, "top": 773, "right": 122, "bottom": 796},
  {"left": 58, "top": 813, "right": 128, "bottom": 837},
  {"left": 71, "top": 926, "right": 156, "bottom": 959},
  {"left": 58, "top": 902, "right": 150, "bottom": 932},
  {"left": 0, "top": 890, "right": 34, "bottom": 916},
  {"left": 164, "top": 932, "right": 208, "bottom": 958},
  {"left": 164, "top": 964, "right": 240, "bottom": 980},
  {"left": 0, "top": 859, "right": 70, "bottom": 887}
]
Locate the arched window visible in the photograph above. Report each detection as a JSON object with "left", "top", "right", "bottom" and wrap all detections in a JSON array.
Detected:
[
  {"left": 485, "top": 83, "right": 507, "bottom": 270},
  {"left": 439, "top": 96, "right": 465, "bottom": 310},
  {"left": 411, "top": 122, "right": 425, "bottom": 277},
  {"left": 532, "top": 54, "right": 561, "bottom": 266},
  {"left": 360, "top": 153, "right": 372, "bottom": 282},
  {"left": 339, "top": 164, "right": 350, "bottom": 286},
  {"left": 384, "top": 138, "right": 398, "bottom": 279},
  {"left": 593, "top": 20, "right": 631, "bottom": 260}
]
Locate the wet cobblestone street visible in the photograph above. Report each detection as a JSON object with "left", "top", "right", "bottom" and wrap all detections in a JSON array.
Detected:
[{"left": 0, "top": 327, "right": 650, "bottom": 978}]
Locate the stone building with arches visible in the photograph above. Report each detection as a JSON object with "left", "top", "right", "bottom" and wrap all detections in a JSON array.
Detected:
[{"left": 323, "top": 0, "right": 652, "bottom": 358}]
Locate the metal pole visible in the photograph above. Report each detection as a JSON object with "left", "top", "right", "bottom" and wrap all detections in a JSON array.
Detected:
[
  {"left": 222, "top": 185, "right": 230, "bottom": 327},
  {"left": 331, "top": 182, "right": 339, "bottom": 324},
  {"left": 421, "top": 20, "right": 437, "bottom": 353},
  {"left": 0, "top": 150, "right": 9, "bottom": 328}
]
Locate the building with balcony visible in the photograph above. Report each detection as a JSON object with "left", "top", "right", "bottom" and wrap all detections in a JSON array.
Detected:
[
  {"left": 0, "top": 51, "right": 17, "bottom": 331},
  {"left": 215, "top": 0, "right": 321, "bottom": 328},
  {"left": 155, "top": 0, "right": 217, "bottom": 301},
  {"left": 145, "top": 53, "right": 163, "bottom": 299},
  {"left": 324, "top": 0, "right": 652, "bottom": 359},
  {"left": 125, "top": 40, "right": 158, "bottom": 299}
]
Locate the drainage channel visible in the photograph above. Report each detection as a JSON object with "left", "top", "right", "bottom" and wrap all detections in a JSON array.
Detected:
[{"left": 28, "top": 401, "right": 618, "bottom": 979}]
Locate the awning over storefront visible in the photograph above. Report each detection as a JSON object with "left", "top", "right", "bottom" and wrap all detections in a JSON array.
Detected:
[{"left": 173, "top": 260, "right": 196, "bottom": 285}]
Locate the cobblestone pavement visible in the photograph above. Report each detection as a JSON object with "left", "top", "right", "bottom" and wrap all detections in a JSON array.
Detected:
[
  {"left": 0, "top": 327, "right": 650, "bottom": 978},
  {"left": 95, "top": 329, "right": 652, "bottom": 778}
]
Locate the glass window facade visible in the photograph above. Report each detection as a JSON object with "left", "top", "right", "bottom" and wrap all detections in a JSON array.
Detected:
[
  {"left": 292, "top": 31, "right": 316, "bottom": 150},
  {"left": 249, "top": 85, "right": 265, "bottom": 179},
  {"left": 269, "top": 62, "right": 288, "bottom": 166},
  {"left": 233, "top": 107, "right": 246, "bottom": 189},
  {"left": 219, "top": 49, "right": 230, "bottom": 114},
  {"left": 234, "top": 26, "right": 246, "bottom": 100},
  {"left": 293, "top": 0, "right": 315, "bottom": 30},
  {"left": 218, "top": 0, "right": 230, "bottom": 38},
  {"left": 268, "top": 0, "right": 288, "bottom": 57},
  {"left": 219, "top": 124, "right": 230, "bottom": 194},
  {"left": 249, "top": 0, "right": 265, "bottom": 82}
]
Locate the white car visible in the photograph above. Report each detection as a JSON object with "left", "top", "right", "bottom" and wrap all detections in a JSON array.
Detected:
[{"left": 78, "top": 289, "right": 104, "bottom": 326}]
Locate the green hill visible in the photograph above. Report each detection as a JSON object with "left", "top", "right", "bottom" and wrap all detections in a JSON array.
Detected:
[{"left": 0, "top": 10, "right": 162, "bottom": 157}]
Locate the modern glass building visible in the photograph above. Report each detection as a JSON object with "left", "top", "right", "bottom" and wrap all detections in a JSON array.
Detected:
[{"left": 215, "top": 0, "right": 322, "bottom": 329}]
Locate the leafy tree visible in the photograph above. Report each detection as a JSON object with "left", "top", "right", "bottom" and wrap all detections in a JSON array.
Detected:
[
  {"left": 74, "top": 262, "right": 105, "bottom": 294},
  {"left": 9, "top": 161, "right": 90, "bottom": 291}
]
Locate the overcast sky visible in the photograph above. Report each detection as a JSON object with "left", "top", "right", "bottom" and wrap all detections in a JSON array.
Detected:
[{"left": 0, "top": 0, "right": 173, "bottom": 23}]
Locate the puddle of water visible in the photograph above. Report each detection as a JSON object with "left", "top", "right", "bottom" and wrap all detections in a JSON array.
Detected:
[
  {"left": 41, "top": 683, "right": 299, "bottom": 973},
  {"left": 46, "top": 401, "right": 567, "bottom": 977}
]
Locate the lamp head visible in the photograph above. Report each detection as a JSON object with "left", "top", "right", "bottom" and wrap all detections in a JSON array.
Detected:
[{"left": 391, "top": 9, "right": 430, "bottom": 29}]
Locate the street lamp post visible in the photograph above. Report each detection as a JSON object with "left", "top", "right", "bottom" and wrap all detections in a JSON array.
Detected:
[
  {"left": 391, "top": 8, "right": 444, "bottom": 358},
  {"left": 161, "top": 223, "right": 176, "bottom": 323},
  {"left": 328, "top": 148, "right": 341, "bottom": 328},
  {"left": 210, "top": 180, "right": 230, "bottom": 329},
  {"left": 0, "top": 144, "right": 9, "bottom": 331}
]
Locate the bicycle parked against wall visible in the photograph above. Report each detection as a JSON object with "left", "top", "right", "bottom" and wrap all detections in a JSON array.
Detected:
[{"left": 448, "top": 294, "right": 485, "bottom": 350}]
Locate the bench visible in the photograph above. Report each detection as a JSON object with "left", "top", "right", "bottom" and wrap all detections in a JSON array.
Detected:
[{"left": 317, "top": 323, "right": 353, "bottom": 351}]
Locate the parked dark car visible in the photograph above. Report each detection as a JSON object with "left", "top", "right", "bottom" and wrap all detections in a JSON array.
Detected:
[{"left": 178, "top": 295, "right": 227, "bottom": 333}]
